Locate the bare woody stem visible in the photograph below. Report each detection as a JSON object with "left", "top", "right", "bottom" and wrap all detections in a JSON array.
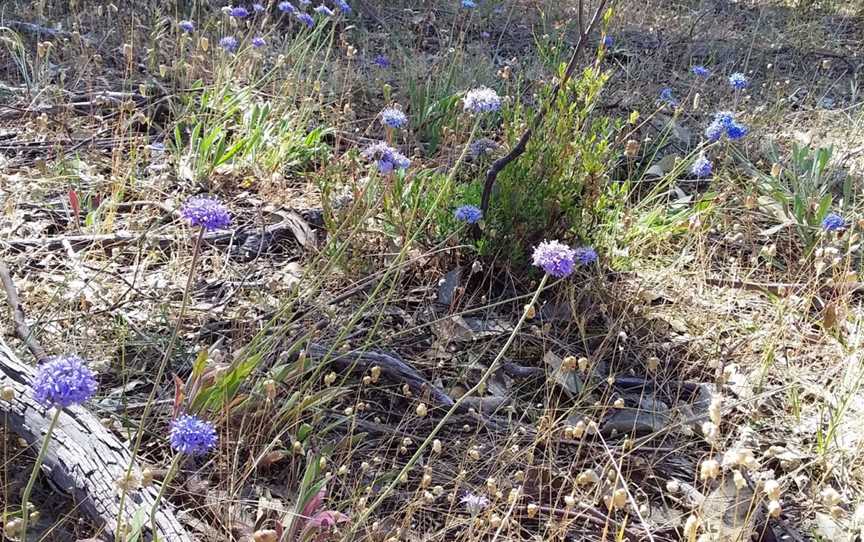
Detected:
[{"left": 479, "top": 0, "right": 609, "bottom": 215}]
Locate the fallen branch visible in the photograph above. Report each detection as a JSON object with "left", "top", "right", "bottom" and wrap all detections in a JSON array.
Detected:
[
  {"left": 479, "top": 0, "right": 608, "bottom": 214},
  {"left": 0, "top": 264, "right": 192, "bottom": 541}
]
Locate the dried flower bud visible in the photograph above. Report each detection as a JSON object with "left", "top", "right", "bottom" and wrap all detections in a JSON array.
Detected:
[
  {"left": 0, "top": 386, "right": 14, "bottom": 401},
  {"left": 767, "top": 500, "right": 782, "bottom": 518},
  {"left": 526, "top": 503, "right": 538, "bottom": 517},
  {"left": 564, "top": 495, "right": 576, "bottom": 508},
  {"left": 324, "top": 372, "right": 337, "bottom": 386},
  {"left": 699, "top": 459, "right": 720, "bottom": 480},
  {"left": 432, "top": 439, "right": 442, "bottom": 454},
  {"left": 524, "top": 304, "right": 536, "bottom": 319},
  {"left": 253, "top": 529, "right": 279, "bottom": 542},
  {"left": 763, "top": 479, "right": 781, "bottom": 500},
  {"left": 370, "top": 366, "right": 381, "bottom": 382},
  {"left": 820, "top": 487, "right": 842, "bottom": 507},
  {"left": 624, "top": 139, "right": 640, "bottom": 159},
  {"left": 416, "top": 403, "right": 428, "bottom": 417}
]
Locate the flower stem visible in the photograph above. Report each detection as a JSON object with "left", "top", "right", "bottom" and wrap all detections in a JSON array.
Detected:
[
  {"left": 116, "top": 227, "right": 205, "bottom": 539},
  {"left": 347, "top": 274, "right": 550, "bottom": 534},
  {"left": 19, "top": 408, "right": 61, "bottom": 541},
  {"left": 150, "top": 454, "right": 182, "bottom": 537}
]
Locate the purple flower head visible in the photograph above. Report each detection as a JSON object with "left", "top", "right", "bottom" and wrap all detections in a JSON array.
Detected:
[
  {"left": 181, "top": 196, "right": 232, "bottom": 230},
  {"left": 380, "top": 107, "right": 408, "bottom": 129},
  {"left": 33, "top": 355, "right": 98, "bottom": 408},
  {"left": 603, "top": 36, "right": 614, "bottom": 47},
  {"left": 278, "top": 1, "right": 296, "bottom": 12},
  {"left": 461, "top": 493, "right": 489, "bottom": 514},
  {"left": 230, "top": 6, "right": 250, "bottom": 18},
  {"left": 713, "top": 111, "right": 735, "bottom": 127},
  {"left": 660, "top": 87, "right": 678, "bottom": 107},
  {"left": 574, "top": 246, "right": 598, "bottom": 266},
  {"left": 691, "top": 65, "right": 709, "bottom": 77},
  {"left": 454, "top": 205, "right": 482, "bottom": 224},
  {"left": 170, "top": 414, "right": 218, "bottom": 456},
  {"left": 373, "top": 54, "right": 390, "bottom": 68},
  {"left": 462, "top": 0, "right": 477, "bottom": 7},
  {"left": 299, "top": 0, "right": 310, "bottom": 4},
  {"left": 691, "top": 155, "right": 713, "bottom": 178},
  {"left": 822, "top": 213, "right": 846, "bottom": 232},
  {"left": 296, "top": 12, "right": 315, "bottom": 27},
  {"left": 463, "top": 86, "right": 501, "bottom": 114},
  {"left": 252, "top": 3, "right": 265, "bottom": 12},
  {"left": 469, "top": 138, "right": 498, "bottom": 159},
  {"left": 362, "top": 142, "right": 410, "bottom": 174},
  {"left": 252, "top": 36, "right": 266, "bottom": 48},
  {"left": 179, "top": 20, "right": 195, "bottom": 33},
  {"left": 335, "top": 0, "right": 351, "bottom": 13},
  {"left": 726, "top": 121, "right": 749, "bottom": 140},
  {"left": 705, "top": 120, "right": 724, "bottom": 142},
  {"left": 219, "top": 36, "right": 239, "bottom": 53},
  {"left": 728, "top": 72, "right": 749, "bottom": 90},
  {"left": 315, "top": 4, "right": 334, "bottom": 16},
  {"left": 532, "top": 240, "right": 576, "bottom": 278}
]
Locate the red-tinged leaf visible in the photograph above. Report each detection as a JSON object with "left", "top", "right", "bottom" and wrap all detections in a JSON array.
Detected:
[
  {"left": 68, "top": 189, "right": 81, "bottom": 220},
  {"left": 301, "top": 488, "right": 326, "bottom": 520},
  {"left": 306, "top": 510, "right": 349, "bottom": 529},
  {"left": 172, "top": 374, "right": 185, "bottom": 418}
]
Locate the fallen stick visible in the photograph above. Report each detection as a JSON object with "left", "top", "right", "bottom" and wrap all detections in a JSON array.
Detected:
[{"left": 0, "top": 260, "right": 192, "bottom": 541}]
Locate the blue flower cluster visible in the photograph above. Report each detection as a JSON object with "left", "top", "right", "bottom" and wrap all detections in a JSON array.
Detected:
[
  {"left": 454, "top": 205, "right": 483, "bottom": 224},
  {"left": 822, "top": 213, "right": 845, "bottom": 232},
  {"left": 705, "top": 111, "right": 749, "bottom": 142},
  {"left": 181, "top": 196, "right": 232, "bottom": 231},
  {"left": 728, "top": 72, "right": 749, "bottom": 90},
  {"left": 691, "top": 65, "right": 710, "bottom": 77},
  {"left": 33, "top": 355, "right": 98, "bottom": 408},
  {"left": 362, "top": 142, "right": 410, "bottom": 174},
  {"left": 463, "top": 87, "right": 502, "bottom": 114},
  {"left": 380, "top": 107, "right": 408, "bottom": 129},
  {"left": 170, "top": 414, "right": 218, "bottom": 456},
  {"left": 691, "top": 154, "right": 713, "bottom": 178},
  {"left": 469, "top": 138, "right": 498, "bottom": 159},
  {"left": 660, "top": 87, "right": 678, "bottom": 107}
]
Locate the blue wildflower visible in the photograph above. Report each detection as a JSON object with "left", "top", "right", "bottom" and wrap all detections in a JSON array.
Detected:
[
  {"left": 726, "top": 121, "right": 749, "bottom": 140},
  {"left": 822, "top": 213, "right": 846, "bottom": 232},
  {"left": 230, "top": 6, "right": 250, "bottom": 18},
  {"left": 362, "top": 142, "right": 410, "bottom": 174},
  {"left": 691, "top": 155, "right": 713, "bottom": 178},
  {"left": 463, "top": 87, "right": 501, "bottom": 114},
  {"left": 178, "top": 20, "right": 195, "bottom": 32},
  {"left": 299, "top": 0, "right": 310, "bottom": 4},
  {"left": 713, "top": 111, "right": 735, "bottom": 127},
  {"left": 181, "top": 196, "right": 232, "bottom": 231},
  {"left": 691, "top": 65, "right": 709, "bottom": 77},
  {"left": 728, "top": 72, "right": 749, "bottom": 90},
  {"left": 252, "top": 2, "right": 265, "bottom": 12},
  {"left": 462, "top": 0, "right": 477, "bottom": 7},
  {"left": 469, "top": 138, "right": 498, "bottom": 159},
  {"left": 532, "top": 240, "right": 576, "bottom": 278},
  {"left": 454, "top": 205, "right": 482, "bottom": 224},
  {"left": 315, "top": 4, "right": 334, "bottom": 16},
  {"left": 278, "top": 1, "right": 296, "bottom": 12},
  {"left": 219, "top": 36, "right": 239, "bottom": 53},
  {"left": 373, "top": 54, "right": 390, "bottom": 68},
  {"left": 335, "top": 0, "right": 351, "bottom": 13},
  {"left": 705, "top": 121, "right": 724, "bottom": 142},
  {"left": 574, "top": 246, "right": 598, "bottom": 266},
  {"left": 33, "top": 355, "right": 98, "bottom": 408},
  {"left": 380, "top": 107, "right": 408, "bottom": 129},
  {"left": 296, "top": 12, "right": 315, "bottom": 27},
  {"left": 603, "top": 36, "right": 613, "bottom": 47},
  {"left": 252, "top": 36, "right": 266, "bottom": 48},
  {"left": 660, "top": 87, "right": 678, "bottom": 107},
  {"left": 169, "top": 414, "right": 218, "bottom": 456}
]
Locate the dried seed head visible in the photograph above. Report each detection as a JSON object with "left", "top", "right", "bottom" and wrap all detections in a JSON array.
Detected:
[
  {"left": 468, "top": 448, "right": 481, "bottom": 460},
  {"left": 605, "top": 488, "right": 627, "bottom": 510},
  {"left": 578, "top": 357, "right": 589, "bottom": 372},
  {"left": 1, "top": 386, "right": 14, "bottom": 401},
  {"left": 732, "top": 470, "right": 747, "bottom": 490},
  {"left": 830, "top": 505, "right": 844, "bottom": 519},
  {"left": 562, "top": 356, "right": 577, "bottom": 371},
  {"left": 524, "top": 304, "right": 536, "bottom": 319},
  {"left": 416, "top": 403, "right": 428, "bottom": 417},
  {"left": 421, "top": 473, "right": 432, "bottom": 488},
  {"left": 292, "top": 441, "right": 303, "bottom": 454},
  {"left": 763, "top": 479, "right": 781, "bottom": 500},
  {"left": 624, "top": 139, "right": 640, "bottom": 159},
  {"left": 683, "top": 515, "right": 700, "bottom": 538},
  {"left": 770, "top": 163, "right": 782, "bottom": 178},
  {"left": 324, "top": 372, "right": 337, "bottom": 386},
  {"left": 360, "top": 461, "right": 370, "bottom": 471},
  {"left": 699, "top": 459, "right": 720, "bottom": 480},
  {"left": 489, "top": 514, "right": 502, "bottom": 528},
  {"left": 526, "top": 503, "right": 538, "bottom": 517},
  {"left": 486, "top": 477, "right": 498, "bottom": 493},
  {"left": 432, "top": 439, "right": 442, "bottom": 454},
  {"left": 666, "top": 479, "right": 680, "bottom": 493},
  {"left": 820, "top": 487, "right": 842, "bottom": 507},
  {"left": 576, "top": 469, "right": 600, "bottom": 485},
  {"left": 564, "top": 495, "right": 576, "bottom": 508},
  {"left": 767, "top": 500, "right": 782, "bottom": 518},
  {"left": 4, "top": 519, "right": 23, "bottom": 537},
  {"left": 646, "top": 357, "right": 659, "bottom": 372},
  {"left": 370, "top": 366, "right": 381, "bottom": 382},
  {"left": 613, "top": 397, "right": 625, "bottom": 409},
  {"left": 253, "top": 529, "right": 279, "bottom": 542}
]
